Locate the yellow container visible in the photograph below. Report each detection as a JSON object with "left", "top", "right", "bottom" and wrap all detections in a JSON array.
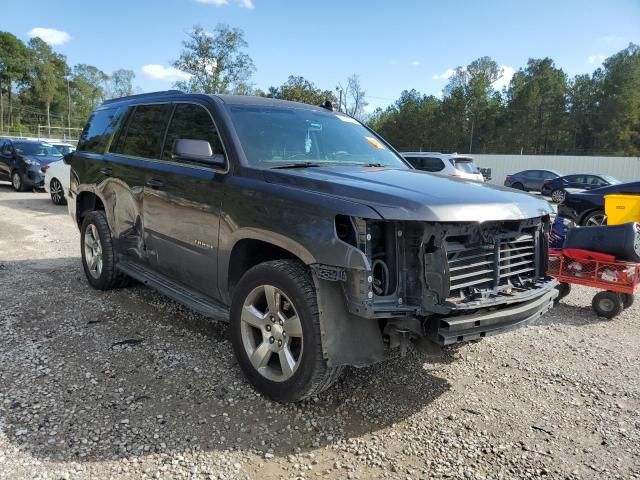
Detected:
[{"left": 604, "top": 194, "right": 640, "bottom": 225}]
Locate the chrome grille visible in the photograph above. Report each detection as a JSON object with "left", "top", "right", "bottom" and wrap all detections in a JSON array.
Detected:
[{"left": 446, "top": 233, "right": 537, "bottom": 296}]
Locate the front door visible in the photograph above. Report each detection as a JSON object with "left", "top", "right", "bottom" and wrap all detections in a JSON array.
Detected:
[
  {"left": 142, "top": 102, "right": 227, "bottom": 300},
  {"left": 0, "top": 142, "right": 15, "bottom": 180}
]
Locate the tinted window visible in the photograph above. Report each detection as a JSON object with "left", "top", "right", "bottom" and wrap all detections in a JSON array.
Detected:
[
  {"left": 162, "top": 103, "right": 224, "bottom": 163},
  {"left": 77, "top": 107, "right": 122, "bottom": 153},
  {"left": 228, "top": 105, "right": 407, "bottom": 168},
  {"left": 111, "top": 104, "right": 170, "bottom": 159},
  {"left": 406, "top": 157, "right": 444, "bottom": 172}
]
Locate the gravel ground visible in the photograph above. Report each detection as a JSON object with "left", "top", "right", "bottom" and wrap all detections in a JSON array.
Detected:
[{"left": 0, "top": 184, "right": 638, "bottom": 480}]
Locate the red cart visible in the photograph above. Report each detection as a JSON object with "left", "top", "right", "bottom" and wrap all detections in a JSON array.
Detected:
[{"left": 548, "top": 249, "right": 639, "bottom": 318}]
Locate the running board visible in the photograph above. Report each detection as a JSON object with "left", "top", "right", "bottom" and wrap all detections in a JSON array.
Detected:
[{"left": 117, "top": 260, "right": 230, "bottom": 321}]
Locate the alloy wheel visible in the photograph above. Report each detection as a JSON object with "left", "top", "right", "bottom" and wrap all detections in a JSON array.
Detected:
[
  {"left": 50, "top": 179, "right": 63, "bottom": 204},
  {"left": 84, "top": 224, "right": 103, "bottom": 279},
  {"left": 586, "top": 213, "right": 607, "bottom": 226},
  {"left": 240, "top": 284, "right": 303, "bottom": 382},
  {"left": 551, "top": 189, "right": 565, "bottom": 203},
  {"left": 12, "top": 172, "right": 21, "bottom": 190}
]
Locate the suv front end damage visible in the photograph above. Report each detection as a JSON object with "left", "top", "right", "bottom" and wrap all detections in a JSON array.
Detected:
[{"left": 321, "top": 215, "right": 557, "bottom": 361}]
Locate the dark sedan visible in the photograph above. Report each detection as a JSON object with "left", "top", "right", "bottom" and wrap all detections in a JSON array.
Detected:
[
  {"left": 504, "top": 169, "right": 562, "bottom": 192},
  {"left": 0, "top": 139, "right": 63, "bottom": 191},
  {"left": 558, "top": 181, "right": 640, "bottom": 226},
  {"left": 541, "top": 173, "right": 620, "bottom": 203}
]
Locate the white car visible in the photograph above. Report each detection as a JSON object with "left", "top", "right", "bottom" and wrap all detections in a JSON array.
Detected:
[
  {"left": 44, "top": 159, "right": 70, "bottom": 205},
  {"left": 51, "top": 143, "right": 76, "bottom": 156},
  {"left": 402, "top": 152, "right": 485, "bottom": 182}
]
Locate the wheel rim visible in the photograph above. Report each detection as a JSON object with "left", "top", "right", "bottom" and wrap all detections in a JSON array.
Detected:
[
  {"left": 240, "top": 284, "right": 303, "bottom": 382},
  {"left": 586, "top": 213, "right": 607, "bottom": 226},
  {"left": 599, "top": 298, "right": 615, "bottom": 313},
  {"left": 84, "top": 224, "right": 103, "bottom": 279},
  {"left": 51, "top": 179, "right": 63, "bottom": 203},
  {"left": 552, "top": 190, "right": 565, "bottom": 203},
  {"left": 12, "top": 173, "right": 20, "bottom": 190}
]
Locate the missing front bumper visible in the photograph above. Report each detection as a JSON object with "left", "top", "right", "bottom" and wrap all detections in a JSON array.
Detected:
[{"left": 433, "top": 286, "right": 558, "bottom": 345}]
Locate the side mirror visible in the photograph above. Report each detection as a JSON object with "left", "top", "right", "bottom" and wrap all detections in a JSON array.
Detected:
[
  {"left": 175, "top": 139, "right": 225, "bottom": 165},
  {"left": 62, "top": 152, "right": 73, "bottom": 165}
]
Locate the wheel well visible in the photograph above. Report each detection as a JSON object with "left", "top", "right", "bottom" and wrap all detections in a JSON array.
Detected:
[
  {"left": 227, "top": 239, "right": 301, "bottom": 295},
  {"left": 76, "top": 192, "right": 105, "bottom": 228}
]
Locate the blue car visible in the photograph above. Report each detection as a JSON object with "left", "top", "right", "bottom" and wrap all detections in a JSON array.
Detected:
[{"left": 0, "top": 139, "right": 63, "bottom": 191}]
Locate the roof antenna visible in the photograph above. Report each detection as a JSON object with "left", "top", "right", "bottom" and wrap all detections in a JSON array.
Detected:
[{"left": 320, "top": 100, "right": 334, "bottom": 111}]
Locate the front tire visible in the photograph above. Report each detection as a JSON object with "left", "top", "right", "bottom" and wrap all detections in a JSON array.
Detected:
[
  {"left": 80, "top": 211, "right": 128, "bottom": 290},
  {"left": 11, "top": 171, "right": 25, "bottom": 192},
  {"left": 230, "top": 260, "right": 342, "bottom": 402},
  {"left": 49, "top": 178, "right": 67, "bottom": 205}
]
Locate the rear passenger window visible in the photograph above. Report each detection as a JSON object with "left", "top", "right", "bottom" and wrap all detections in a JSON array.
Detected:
[
  {"left": 111, "top": 104, "right": 170, "bottom": 159},
  {"left": 77, "top": 107, "right": 122, "bottom": 153},
  {"left": 162, "top": 103, "right": 224, "bottom": 163},
  {"left": 413, "top": 157, "right": 445, "bottom": 172}
]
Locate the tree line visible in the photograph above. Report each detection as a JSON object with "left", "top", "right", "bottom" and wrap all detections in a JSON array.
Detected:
[
  {"left": 0, "top": 31, "right": 137, "bottom": 134},
  {"left": 1, "top": 25, "right": 638, "bottom": 156}
]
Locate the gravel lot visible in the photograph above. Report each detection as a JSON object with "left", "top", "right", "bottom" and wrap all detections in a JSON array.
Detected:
[{"left": 0, "top": 184, "right": 638, "bottom": 480}]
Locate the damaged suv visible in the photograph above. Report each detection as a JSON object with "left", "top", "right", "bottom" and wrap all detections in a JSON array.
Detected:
[{"left": 67, "top": 91, "right": 557, "bottom": 402}]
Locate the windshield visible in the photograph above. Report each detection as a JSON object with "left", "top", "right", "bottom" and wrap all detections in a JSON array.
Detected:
[
  {"left": 601, "top": 175, "right": 621, "bottom": 184},
  {"left": 14, "top": 142, "right": 63, "bottom": 157},
  {"left": 227, "top": 105, "right": 408, "bottom": 169},
  {"left": 451, "top": 158, "right": 480, "bottom": 174},
  {"left": 53, "top": 144, "right": 75, "bottom": 155}
]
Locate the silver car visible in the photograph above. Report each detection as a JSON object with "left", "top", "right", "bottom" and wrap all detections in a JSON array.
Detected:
[{"left": 402, "top": 152, "right": 485, "bottom": 182}]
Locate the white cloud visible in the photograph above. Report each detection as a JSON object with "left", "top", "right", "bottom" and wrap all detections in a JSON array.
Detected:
[
  {"left": 587, "top": 54, "right": 606, "bottom": 65},
  {"left": 27, "top": 27, "right": 71, "bottom": 46},
  {"left": 236, "top": 0, "right": 254, "bottom": 8},
  {"left": 411, "top": 61, "right": 420, "bottom": 67},
  {"left": 492, "top": 65, "right": 515, "bottom": 90},
  {"left": 432, "top": 68, "right": 455, "bottom": 80},
  {"left": 142, "top": 64, "right": 191, "bottom": 82}
]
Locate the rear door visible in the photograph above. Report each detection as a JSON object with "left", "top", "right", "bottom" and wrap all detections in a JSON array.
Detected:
[
  {"left": 0, "top": 141, "right": 9, "bottom": 179},
  {"left": 141, "top": 101, "right": 227, "bottom": 300},
  {"left": 523, "top": 171, "right": 540, "bottom": 190}
]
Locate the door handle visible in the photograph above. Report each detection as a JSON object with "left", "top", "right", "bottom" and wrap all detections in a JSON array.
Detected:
[
  {"left": 145, "top": 179, "right": 164, "bottom": 189},
  {"left": 100, "top": 167, "right": 112, "bottom": 176}
]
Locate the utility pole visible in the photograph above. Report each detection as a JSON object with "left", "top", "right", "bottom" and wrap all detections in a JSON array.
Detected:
[
  {"left": 468, "top": 116, "right": 475, "bottom": 153},
  {"left": 335, "top": 86, "right": 343, "bottom": 112},
  {"left": 67, "top": 77, "right": 71, "bottom": 132}
]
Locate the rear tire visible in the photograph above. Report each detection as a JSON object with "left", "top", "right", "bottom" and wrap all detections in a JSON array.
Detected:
[
  {"left": 80, "top": 211, "right": 129, "bottom": 290},
  {"left": 49, "top": 178, "right": 67, "bottom": 205},
  {"left": 592, "top": 291, "right": 623, "bottom": 319},
  {"left": 512, "top": 182, "right": 525, "bottom": 191},
  {"left": 11, "top": 171, "right": 25, "bottom": 192},
  {"left": 551, "top": 189, "right": 565, "bottom": 203},
  {"left": 582, "top": 210, "right": 607, "bottom": 227},
  {"left": 622, "top": 293, "right": 635, "bottom": 309},
  {"left": 230, "top": 259, "right": 343, "bottom": 402}
]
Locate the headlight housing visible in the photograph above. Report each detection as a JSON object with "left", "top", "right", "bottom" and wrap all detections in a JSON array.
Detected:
[{"left": 23, "top": 158, "right": 41, "bottom": 166}]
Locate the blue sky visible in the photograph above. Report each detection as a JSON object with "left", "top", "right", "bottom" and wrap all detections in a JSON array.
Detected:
[{"left": 3, "top": 0, "right": 639, "bottom": 111}]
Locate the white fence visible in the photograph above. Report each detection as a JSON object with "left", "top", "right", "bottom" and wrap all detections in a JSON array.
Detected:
[{"left": 474, "top": 154, "right": 640, "bottom": 185}]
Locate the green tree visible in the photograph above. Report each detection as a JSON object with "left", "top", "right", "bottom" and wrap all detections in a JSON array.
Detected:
[
  {"left": 108, "top": 69, "right": 136, "bottom": 98},
  {"left": 25, "top": 37, "right": 68, "bottom": 130},
  {"left": 506, "top": 58, "right": 568, "bottom": 154},
  {"left": 70, "top": 64, "right": 109, "bottom": 125},
  {"left": 594, "top": 43, "right": 640, "bottom": 155},
  {"left": 173, "top": 24, "right": 255, "bottom": 94},
  {"left": 0, "top": 31, "right": 29, "bottom": 130},
  {"left": 258, "top": 75, "right": 336, "bottom": 105},
  {"left": 567, "top": 73, "right": 600, "bottom": 154}
]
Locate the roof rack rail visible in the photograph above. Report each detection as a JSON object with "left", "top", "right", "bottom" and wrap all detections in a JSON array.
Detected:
[{"left": 102, "top": 90, "right": 184, "bottom": 105}]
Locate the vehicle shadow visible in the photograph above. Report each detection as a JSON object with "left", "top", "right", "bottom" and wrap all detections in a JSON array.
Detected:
[
  {"left": 0, "top": 257, "right": 452, "bottom": 463},
  {"left": 0, "top": 186, "right": 63, "bottom": 216}
]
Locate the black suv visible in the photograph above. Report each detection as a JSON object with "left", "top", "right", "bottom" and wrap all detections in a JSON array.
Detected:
[{"left": 68, "top": 91, "right": 558, "bottom": 402}]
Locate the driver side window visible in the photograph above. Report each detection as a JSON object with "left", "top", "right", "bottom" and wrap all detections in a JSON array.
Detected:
[{"left": 162, "top": 103, "right": 224, "bottom": 163}]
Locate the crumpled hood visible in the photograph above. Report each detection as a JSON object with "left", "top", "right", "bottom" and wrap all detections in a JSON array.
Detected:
[{"left": 265, "top": 166, "right": 553, "bottom": 221}]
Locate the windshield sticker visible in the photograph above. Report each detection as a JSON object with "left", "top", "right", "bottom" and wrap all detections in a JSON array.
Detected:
[
  {"left": 364, "top": 136, "right": 386, "bottom": 150},
  {"left": 336, "top": 114, "right": 360, "bottom": 124}
]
